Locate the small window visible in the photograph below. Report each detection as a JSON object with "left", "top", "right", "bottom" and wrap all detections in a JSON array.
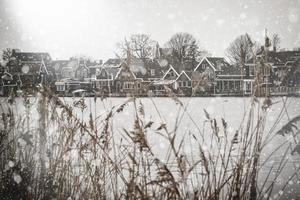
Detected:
[{"left": 150, "top": 69, "right": 155, "bottom": 76}]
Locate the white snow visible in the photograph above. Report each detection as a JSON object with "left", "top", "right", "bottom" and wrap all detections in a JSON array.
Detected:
[{"left": 13, "top": 172, "right": 22, "bottom": 184}]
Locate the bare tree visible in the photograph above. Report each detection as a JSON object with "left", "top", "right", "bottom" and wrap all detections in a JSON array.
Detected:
[
  {"left": 272, "top": 33, "right": 281, "bottom": 52},
  {"left": 226, "top": 33, "right": 258, "bottom": 66},
  {"left": 117, "top": 34, "right": 156, "bottom": 60},
  {"left": 165, "top": 32, "right": 200, "bottom": 62}
]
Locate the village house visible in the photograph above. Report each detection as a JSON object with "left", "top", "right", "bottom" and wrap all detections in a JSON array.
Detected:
[
  {"left": 215, "top": 65, "right": 245, "bottom": 95},
  {"left": 267, "top": 50, "right": 300, "bottom": 87},
  {"left": 92, "top": 66, "right": 118, "bottom": 95},
  {"left": 53, "top": 58, "right": 98, "bottom": 96},
  {"left": 129, "top": 58, "right": 165, "bottom": 96},
  {"left": 114, "top": 64, "right": 140, "bottom": 96},
  {"left": 151, "top": 65, "right": 179, "bottom": 96},
  {"left": 1, "top": 45, "right": 300, "bottom": 97},
  {"left": 0, "top": 71, "right": 17, "bottom": 96},
  {"left": 193, "top": 57, "right": 226, "bottom": 94},
  {"left": 4, "top": 49, "right": 52, "bottom": 94},
  {"left": 94, "top": 56, "right": 167, "bottom": 96},
  {"left": 175, "top": 71, "right": 192, "bottom": 96},
  {"left": 245, "top": 48, "right": 300, "bottom": 96}
]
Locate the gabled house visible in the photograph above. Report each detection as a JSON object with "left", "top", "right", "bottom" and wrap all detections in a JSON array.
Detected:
[
  {"left": 52, "top": 60, "right": 70, "bottom": 80},
  {"left": 130, "top": 59, "right": 164, "bottom": 81},
  {"left": 92, "top": 67, "right": 118, "bottom": 94},
  {"left": 266, "top": 51, "right": 300, "bottom": 87},
  {"left": 103, "top": 58, "right": 122, "bottom": 68},
  {"left": 175, "top": 71, "right": 192, "bottom": 96},
  {"left": 162, "top": 65, "right": 179, "bottom": 80},
  {"left": 129, "top": 59, "right": 165, "bottom": 96},
  {"left": 6, "top": 50, "right": 52, "bottom": 93},
  {"left": 74, "top": 59, "right": 90, "bottom": 81},
  {"left": 114, "top": 64, "right": 140, "bottom": 96},
  {"left": 150, "top": 65, "right": 179, "bottom": 96},
  {"left": 245, "top": 49, "right": 300, "bottom": 96},
  {"left": 194, "top": 57, "right": 227, "bottom": 79},
  {"left": 193, "top": 57, "right": 230, "bottom": 94}
]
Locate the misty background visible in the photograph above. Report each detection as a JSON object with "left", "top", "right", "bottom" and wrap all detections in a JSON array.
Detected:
[{"left": 0, "top": 0, "right": 300, "bottom": 60}]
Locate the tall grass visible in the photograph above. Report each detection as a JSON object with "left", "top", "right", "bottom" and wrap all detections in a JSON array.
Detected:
[{"left": 0, "top": 85, "right": 299, "bottom": 199}]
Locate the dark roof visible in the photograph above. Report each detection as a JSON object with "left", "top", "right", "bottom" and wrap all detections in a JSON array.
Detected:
[
  {"left": 96, "top": 67, "right": 119, "bottom": 79},
  {"left": 11, "top": 52, "right": 51, "bottom": 63},
  {"left": 103, "top": 58, "right": 122, "bottom": 66},
  {"left": 220, "top": 65, "right": 243, "bottom": 76},
  {"left": 206, "top": 57, "right": 230, "bottom": 71},
  {"left": 128, "top": 58, "right": 165, "bottom": 80},
  {"left": 247, "top": 50, "right": 300, "bottom": 65},
  {"left": 267, "top": 51, "right": 300, "bottom": 64}
]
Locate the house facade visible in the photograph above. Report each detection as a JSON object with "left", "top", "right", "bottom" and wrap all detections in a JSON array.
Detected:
[
  {"left": 114, "top": 64, "right": 141, "bottom": 96},
  {"left": 1, "top": 47, "right": 299, "bottom": 97},
  {"left": 4, "top": 50, "right": 52, "bottom": 94},
  {"left": 175, "top": 71, "right": 192, "bottom": 96},
  {"left": 193, "top": 57, "right": 225, "bottom": 94},
  {"left": 245, "top": 49, "right": 300, "bottom": 96}
]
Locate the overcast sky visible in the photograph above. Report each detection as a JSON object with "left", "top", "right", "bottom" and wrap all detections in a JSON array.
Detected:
[{"left": 0, "top": 0, "right": 300, "bottom": 60}]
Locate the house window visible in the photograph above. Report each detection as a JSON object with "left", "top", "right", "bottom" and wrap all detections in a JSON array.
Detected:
[
  {"left": 187, "top": 81, "right": 191, "bottom": 87},
  {"left": 124, "top": 82, "right": 129, "bottom": 89},
  {"left": 249, "top": 66, "right": 254, "bottom": 76},
  {"left": 183, "top": 81, "right": 186, "bottom": 87},
  {"left": 224, "top": 81, "right": 229, "bottom": 90},
  {"left": 150, "top": 69, "right": 155, "bottom": 76},
  {"left": 124, "top": 82, "right": 134, "bottom": 89},
  {"left": 137, "top": 83, "right": 141, "bottom": 88},
  {"left": 57, "top": 84, "right": 65, "bottom": 91}
]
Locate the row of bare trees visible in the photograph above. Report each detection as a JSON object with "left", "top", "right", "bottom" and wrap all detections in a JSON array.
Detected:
[
  {"left": 116, "top": 32, "right": 208, "bottom": 64},
  {"left": 116, "top": 32, "right": 282, "bottom": 67}
]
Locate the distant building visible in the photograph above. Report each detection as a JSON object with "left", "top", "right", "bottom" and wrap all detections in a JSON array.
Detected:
[
  {"left": 5, "top": 50, "right": 52, "bottom": 93},
  {"left": 245, "top": 49, "right": 300, "bottom": 96},
  {"left": 175, "top": 71, "right": 192, "bottom": 96},
  {"left": 193, "top": 57, "right": 228, "bottom": 94}
]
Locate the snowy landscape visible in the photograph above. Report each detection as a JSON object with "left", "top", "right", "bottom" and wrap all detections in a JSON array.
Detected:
[{"left": 1, "top": 0, "right": 300, "bottom": 199}]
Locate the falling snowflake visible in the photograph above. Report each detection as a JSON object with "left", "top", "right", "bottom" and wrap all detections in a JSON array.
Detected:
[
  {"left": 13, "top": 172, "right": 22, "bottom": 184},
  {"left": 232, "top": 191, "right": 238, "bottom": 197},
  {"left": 288, "top": 9, "right": 299, "bottom": 23},
  {"left": 240, "top": 13, "right": 247, "bottom": 20},
  {"left": 8, "top": 160, "right": 15, "bottom": 168}
]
